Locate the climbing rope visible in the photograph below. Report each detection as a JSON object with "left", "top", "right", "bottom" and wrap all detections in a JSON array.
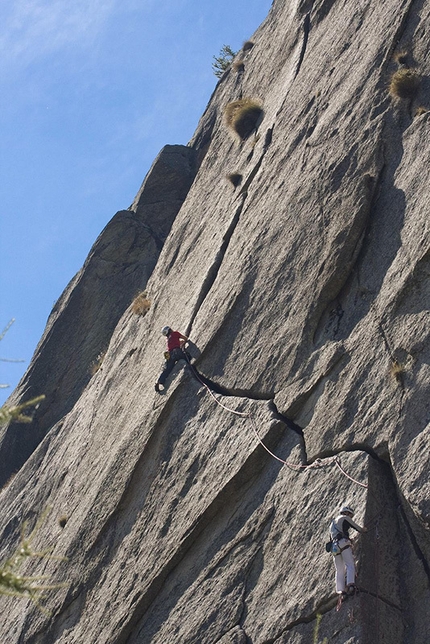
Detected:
[
  {"left": 374, "top": 518, "right": 380, "bottom": 642},
  {"left": 333, "top": 457, "right": 368, "bottom": 489},
  {"left": 185, "top": 354, "right": 368, "bottom": 487}
]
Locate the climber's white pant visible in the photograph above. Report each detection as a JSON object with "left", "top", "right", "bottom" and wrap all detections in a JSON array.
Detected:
[{"left": 333, "top": 538, "right": 355, "bottom": 593}]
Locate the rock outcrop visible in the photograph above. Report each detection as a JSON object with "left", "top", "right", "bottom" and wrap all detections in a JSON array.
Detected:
[
  {"left": 0, "top": 1, "right": 429, "bottom": 642},
  {"left": 0, "top": 144, "right": 198, "bottom": 487}
]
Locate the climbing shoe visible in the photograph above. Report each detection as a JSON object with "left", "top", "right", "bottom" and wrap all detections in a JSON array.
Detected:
[
  {"left": 346, "top": 584, "right": 357, "bottom": 596},
  {"left": 155, "top": 382, "right": 161, "bottom": 393}
]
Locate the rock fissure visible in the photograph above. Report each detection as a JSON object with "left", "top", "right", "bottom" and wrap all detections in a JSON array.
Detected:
[
  {"left": 267, "top": 400, "right": 304, "bottom": 437},
  {"left": 187, "top": 365, "right": 272, "bottom": 401},
  {"left": 185, "top": 365, "right": 305, "bottom": 451},
  {"left": 115, "top": 484, "right": 275, "bottom": 642},
  {"left": 239, "top": 143, "right": 270, "bottom": 197},
  {"left": 188, "top": 370, "right": 386, "bottom": 484},
  {"left": 185, "top": 364, "right": 391, "bottom": 479},
  {"left": 293, "top": 12, "right": 311, "bottom": 80},
  {"left": 308, "top": 442, "right": 386, "bottom": 466},
  {"left": 2, "top": 0, "right": 430, "bottom": 641},
  {"left": 186, "top": 131, "right": 274, "bottom": 339},
  {"left": 185, "top": 195, "right": 247, "bottom": 338},
  {"left": 397, "top": 492, "right": 430, "bottom": 585},
  {"left": 259, "top": 596, "right": 338, "bottom": 644},
  {"left": 359, "top": 588, "right": 402, "bottom": 612},
  {"left": 388, "top": 0, "right": 423, "bottom": 65}
]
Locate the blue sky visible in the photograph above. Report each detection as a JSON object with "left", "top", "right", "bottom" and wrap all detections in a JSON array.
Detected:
[{"left": 0, "top": 0, "right": 272, "bottom": 403}]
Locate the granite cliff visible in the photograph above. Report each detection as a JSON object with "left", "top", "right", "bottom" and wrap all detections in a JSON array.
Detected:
[{"left": 1, "top": 0, "right": 430, "bottom": 642}]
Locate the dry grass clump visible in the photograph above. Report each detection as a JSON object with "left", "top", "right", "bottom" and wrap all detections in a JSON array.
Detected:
[
  {"left": 415, "top": 106, "right": 428, "bottom": 117},
  {"left": 131, "top": 291, "right": 151, "bottom": 316},
  {"left": 224, "top": 98, "right": 263, "bottom": 140},
  {"left": 58, "top": 515, "right": 68, "bottom": 529},
  {"left": 389, "top": 68, "right": 421, "bottom": 99},
  {"left": 227, "top": 173, "right": 243, "bottom": 187},
  {"left": 232, "top": 59, "right": 245, "bottom": 73},
  {"left": 90, "top": 351, "right": 106, "bottom": 376},
  {"left": 393, "top": 50, "right": 408, "bottom": 66},
  {"left": 389, "top": 360, "right": 406, "bottom": 385}
]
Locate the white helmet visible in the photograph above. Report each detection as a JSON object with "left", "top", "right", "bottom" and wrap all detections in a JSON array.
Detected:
[
  {"left": 161, "top": 326, "right": 171, "bottom": 336},
  {"left": 340, "top": 505, "right": 355, "bottom": 516}
]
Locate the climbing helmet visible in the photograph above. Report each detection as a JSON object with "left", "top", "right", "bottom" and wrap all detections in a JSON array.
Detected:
[
  {"left": 161, "top": 326, "right": 171, "bottom": 336},
  {"left": 340, "top": 505, "right": 355, "bottom": 516}
]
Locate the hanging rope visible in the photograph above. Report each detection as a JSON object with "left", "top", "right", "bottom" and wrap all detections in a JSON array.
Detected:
[
  {"left": 185, "top": 354, "right": 368, "bottom": 488},
  {"left": 374, "top": 518, "right": 380, "bottom": 642},
  {"left": 334, "top": 457, "right": 368, "bottom": 489}
]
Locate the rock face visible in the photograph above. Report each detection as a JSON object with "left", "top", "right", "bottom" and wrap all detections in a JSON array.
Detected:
[
  {"left": 0, "top": 144, "right": 198, "bottom": 487},
  {"left": 0, "top": 1, "right": 429, "bottom": 643}
]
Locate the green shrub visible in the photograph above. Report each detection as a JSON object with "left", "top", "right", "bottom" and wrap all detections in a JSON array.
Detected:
[
  {"left": 389, "top": 68, "right": 421, "bottom": 99},
  {"left": 0, "top": 396, "right": 45, "bottom": 425},
  {"left": 0, "top": 509, "right": 67, "bottom": 612},
  {"left": 224, "top": 98, "right": 263, "bottom": 139},
  {"left": 212, "top": 44, "right": 237, "bottom": 78}
]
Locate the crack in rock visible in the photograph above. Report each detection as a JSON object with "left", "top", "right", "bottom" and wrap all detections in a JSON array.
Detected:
[
  {"left": 293, "top": 12, "right": 311, "bottom": 79},
  {"left": 185, "top": 195, "right": 247, "bottom": 337}
]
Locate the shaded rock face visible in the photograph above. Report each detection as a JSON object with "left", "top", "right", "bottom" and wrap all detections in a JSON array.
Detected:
[
  {"left": 0, "top": 1, "right": 430, "bottom": 643},
  {"left": 0, "top": 144, "right": 198, "bottom": 487}
]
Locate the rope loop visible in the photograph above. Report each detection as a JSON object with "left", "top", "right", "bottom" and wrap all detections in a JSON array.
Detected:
[{"left": 185, "top": 355, "right": 368, "bottom": 490}]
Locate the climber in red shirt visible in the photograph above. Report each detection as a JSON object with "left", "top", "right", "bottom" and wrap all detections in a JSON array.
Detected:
[{"left": 155, "top": 326, "right": 189, "bottom": 393}]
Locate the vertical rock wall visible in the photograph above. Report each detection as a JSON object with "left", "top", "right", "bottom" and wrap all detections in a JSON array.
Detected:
[{"left": 0, "top": 0, "right": 429, "bottom": 642}]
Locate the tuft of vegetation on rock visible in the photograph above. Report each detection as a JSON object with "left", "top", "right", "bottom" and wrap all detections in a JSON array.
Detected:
[
  {"left": 0, "top": 396, "right": 45, "bottom": 426},
  {"left": 58, "top": 515, "right": 68, "bottom": 528},
  {"left": 0, "top": 509, "right": 67, "bottom": 612},
  {"left": 393, "top": 50, "right": 409, "bottom": 66},
  {"left": 212, "top": 44, "right": 238, "bottom": 78},
  {"left": 232, "top": 59, "right": 245, "bottom": 73},
  {"left": 242, "top": 40, "right": 254, "bottom": 51},
  {"left": 131, "top": 291, "right": 151, "bottom": 316},
  {"left": 224, "top": 98, "right": 264, "bottom": 140},
  {"left": 389, "top": 68, "right": 421, "bottom": 99},
  {"left": 389, "top": 359, "right": 406, "bottom": 385},
  {"left": 90, "top": 351, "right": 106, "bottom": 376}
]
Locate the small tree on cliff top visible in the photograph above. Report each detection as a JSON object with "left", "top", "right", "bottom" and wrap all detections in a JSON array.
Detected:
[{"left": 212, "top": 44, "right": 237, "bottom": 78}]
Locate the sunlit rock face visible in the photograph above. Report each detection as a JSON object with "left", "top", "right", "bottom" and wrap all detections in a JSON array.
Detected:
[
  {"left": 0, "top": 144, "right": 198, "bottom": 487},
  {"left": 0, "top": 1, "right": 429, "bottom": 642}
]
